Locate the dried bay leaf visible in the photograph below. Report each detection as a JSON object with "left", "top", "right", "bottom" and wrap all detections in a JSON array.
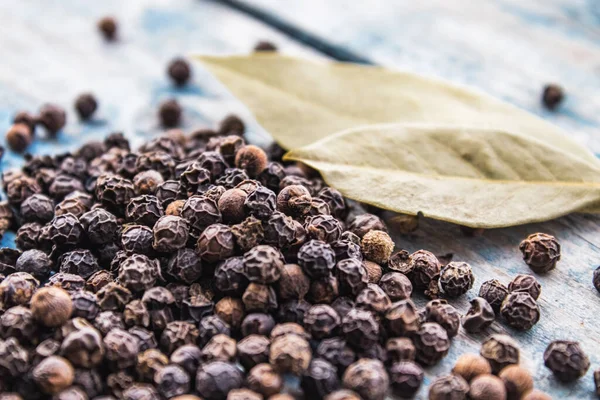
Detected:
[
  {"left": 195, "top": 54, "right": 599, "bottom": 169},
  {"left": 284, "top": 124, "right": 600, "bottom": 228}
]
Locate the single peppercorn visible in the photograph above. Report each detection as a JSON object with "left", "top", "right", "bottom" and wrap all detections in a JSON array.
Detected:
[
  {"left": 0, "top": 306, "right": 38, "bottom": 345},
  {"left": 306, "top": 214, "right": 343, "bottom": 244},
  {"left": 303, "top": 304, "right": 340, "bottom": 339},
  {"left": 407, "top": 249, "right": 442, "bottom": 290},
  {"left": 509, "top": 274, "right": 541, "bottom": 300},
  {"left": 276, "top": 185, "right": 312, "bottom": 217},
  {"left": 348, "top": 213, "right": 386, "bottom": 238},
  {"left": 342, "top": 359, "right": 389, "bottom": 400},
  {"left": 469, "top": 374, "right": 507, "bottom": 400},
  {"left": 235, "top": 145, "right": 268, "bottom": 178},
  {"left": 15, "top": 249, "right": 52, "bottom": 279},
  {"left": 167, "top": 57, "right": 192, "bottom": 86},
  {"left": 71, "top": 290, "right": 100, "bottom": 320},
  {"left": 158, "top": 99, "right": 182, "bottom": 128},
  {"left": 594, "top": 368, "right": 600, "bottom": 397},
  {"left": 519, "top": 232, "right": 560, "bottom": 273},
  {"left": 32, "top": 356, "right": 74, "bottom": 394},
  {"left": 152, "top": 215, "right": 189, "bottom": 252},
  {"left": 0, "top": 337, "right": 29, "bottom": 377},
  {"left": 20, "top": 194, "right": 54, "bottom": 223},
  {"left": 298, "top": 240, "right": 336, "bottom": 279},
  {"left": 385, "top": 338, "right": 416, "bottom": 364},
  {"left": 499, "top": 365, "right": 533, "bottom": 400},
  {"left": 362, "top": 260, "right": 383, "bottom": 283},
  {"left": 60, "top": 327, "right": 104, "bottom": 368},
  {"left": 462, "top": 297, "right": 495, "bottom": 333},
  {"left": 38, "top": 103, "right": 67, "bottom": 136},
  {"left": 30, "top": 287, "right": 72, "bottom": 327},
  {"left": 245, "top": 186, "right": 277, "bottom": 220},
  {"left": 5, "top": 124, "right": 32, "bottom": 153},
  {"left": 254, "top": 40, "right": 278, "bottom": 51},
  {"left": 379, "top": 271, "right": 412, "bottom": 301},
  {"left": 74, "top": 93, "right": 98, "bottom": 120},
  {"left": 46, "top": 272, "right": 86, "bottom": 294},
  {"left": 480, "top": 334, "right": 520, "bottom": 374},
  {"left": 384, "top": 299, "right": 420, "bottom": 337},
  {"left": 218, "top": 189, "right": 247, "bottom": 223},
  {"left": 309, "top": 274, "right": 339, "bottom": 304},
  {"left": 269, "top": 333, "right": 312, "bottom": 374},
  {"left": 275, "top": 263, "right": 310, "bottom": 301},
  {"left": 98, "top": 16, "right": 117, "bottom": 40},
  {"left": 428, "top": 374, "right": 469, "bottom": 400},
  {"left": 452, "top": 353, "right": 491, "bottom": 383},
  {"left": 413, "top": 322, "right": 450, "bottom": 366},
  {"left": 439, "top": 261, "right": 474, "bottom": 298},
  {"left": 479, "top": 279, "right": 509, "bottom": 313},
  {"left": 247, "top": 363, "right": 283, "bottom": 397},
  {"left": 197, "top": 223, "right": 236, "bottom": 263},
  {"left": 425, "top": 300, "right": 461, "bottom": 338},
  {"left": 356, "top": 283, "right": 391, "bottom": 314},
  {"left": 543, "top": 340, "right": 590, "bottom": 382},
  {"left": 542, "top": 84, "right": 564, "bottom": 110},
  {"left": 237, "top": 334, "right": 270, "bottom": 370},
  {"left": 196, "top": 361, "right": 244, "bottom": 400},
  {"left": 118, "top": 254, "right": 159, "bottom": 293},
  {"left": 388, "top": 361, "right": 423, "bottom": 397},
  {"left": 335, "top": 258, "right": 368, "bottom": 297},
  {"left": 500, "top": 292, "right": 540, "bottom": 330},
  {"left": 361, "top": 230, "right": 394, "bottom": 264},
  {"left": 80, "top": 208, "right": 119, "bottom": 245},
  {"left": 59, "top": 249, "right": 100, "bottom": 280},
  {"left": 301, "top": 358, "right": 340, "bottom": 398}
]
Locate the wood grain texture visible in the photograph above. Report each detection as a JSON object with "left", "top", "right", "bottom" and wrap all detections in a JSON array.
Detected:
[{"left": 0, "top": 0, "right": 599, "bottom": 399}]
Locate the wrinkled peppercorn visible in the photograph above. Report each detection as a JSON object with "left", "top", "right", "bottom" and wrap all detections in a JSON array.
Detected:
[
  {"left": 361, "top": 230, "right": 394, "bottom": 264},
  {"left": 348, "top": 213, "right": 385, "bottom": 238},
  {"left": 405, "top": 250, "right": 441, "bottom": 290},
  {"left": 342, "top": 359, "right": 388, "bottom": 400},
  {"left": 59, "top": 249, "right": 100, "bottom": 279},
  {"left": 237, "top": 334, "right": 270, "bottom": 370},
  {"left": 543, "top": 340, "right": 590, "bottom": 382},
  {"left": 388, "top": 361, "right": 423, "bottom": 397},
  {"left": 480, "top": 334, "right": 520, "bottom": 374},
  {"left": 245, "top": 186, "right": 277, "bottom": 220},
  {"left": 15, "top": 249, "right": 52, "bottom": 279},
  {"left": 298, "top": 240, "right": 336, "bottom": 279},
  {"left": 118, "top": 254, "right": 159, "bottom": 292},
  {"left": 519, "top": 233, "right": 560, "bottom": 273},
  {"left": 542, "top": 84, "right": 564, "bottom": 110},
  {"left": 384, "top": 299, "right": 420, "bottom": 337},
  {"left": 269, "top": 333, "right": 311, "bottom": 374},
  {"left": 335, "top": 258, "right": 368, "bottom": 297},
  {"left": 593, "top": 267, "right": 600, "bottom": 293},
  {"left": 303, "top": 304, "right": 340, "bottom": 339},
  {"left": 152, "top": 215, "right": 189, "bottom": 252},
  {"left": 462, "top": 297, "right": 495, "bottom": 333},
  {"left": 247, "top": 363, "right": 283, "bottom": 397},
  {"left": 479, "top": 279, "right": 509, "bottom": 313},
  {"left": 301, "top": 358, "right": 339, "bottom": 398},
  {"left": 428, "top": 374, "right": 469, "bottom": 400},
  {"left": 196, "top": 223, "right": 236, "bottom": 263},
  {"left": 499, "top": 365, "right": 533, "bottom": 400},
  {"left": 356, "top": 283, "right": 391, "bottom": 314},
  {"left": 500, "top": 292, "right": 540, "bottom": 330},
  {"left": 439, "top": 261, "right": 474, "bottom": 298},
  {"left": 71, "top": 290, "right": 100, "bottom": 320},
  {"left": 196, "top": 361, "right": 244, "bottom": 400},
  {"left": 508, "top": 274, "right": 541, "bottom": 300},
  {"left": 0, "top": 306, "right": 37, "bottom": 345},
  {"left": 60, "top": 327, "right": 104, "bottom": 368},
  {"left": 378, "top": 271, "right": 412, "bottom": 301},
  {"left": 413, "top": 322, "right": 450, "bottom": 366},
  {"left": 426, "top": 300, "right": 461, "bottom": 338},
  {"left": 160, "top": 321, "right": 199, "bottom": 355},
  {"left": 341, "top": 307, "right": 379, "bottom": 350}
]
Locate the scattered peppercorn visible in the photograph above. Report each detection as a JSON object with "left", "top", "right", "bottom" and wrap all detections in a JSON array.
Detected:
[
  {"left": 38, "top": 103, "right": 66, "bottom": 136},
  {"left": 519, "top": 233, "right": 560, "bottom": 273},
  {"left": 480, "top": 334, "right": 520, "bottom": 374},
  {"left": 462, "top": 297, "right": 495, "bottom": 333},
  {"left": 499, "top": 365, "right": 533, "bottom": 400},
  {"left": 428, "top": 374, "right": 469, "bottom": 400},
  {"left": 543, "top": 340, "right": 590, "bottom": 382},
  {"left": 479, "top": 279, "right": 509, "bottom": 313},
  {"left": 542, "top": 84, "right": 564, "bottom": 110},
  {"left": 254, "top": 41, "right": 278, "bottom": 52},
  {"left": 439, "top": 261, "right": 474, "bottom": 298},
  {"left": 5, "top": 124, "right": 32, "bottom": 153},
  {"left": 509, "top": 274, "right": 541, "bottom": 300},
  {"left": 500, "top": 292, "right": 540, "bottom": 330},
  {"left": 593, "top": 267, "right": 600, "bottom": 293},
  {"left": 469, "top": 374, "right": 507, "bottom": 400},
  {"left": 159, "top": 99, "right": 182, "bottom": 128},
  {"left": 74, "top": 93, "right": 98, "bottom": 120},
  {"left": 98, "top": 16, "right": 118, "bottom": 40},
  {"left": 168, "top": 58, "right": 192, "bottom": 86}
]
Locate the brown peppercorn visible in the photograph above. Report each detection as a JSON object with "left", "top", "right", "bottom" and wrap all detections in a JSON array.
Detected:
[
  {"left": 5, "top": 124, "right": 32, "bottom": 153},
  {"left": 379, "top": 271, "right": 412, "bottom": 301},
  {"left": 74, "top": 93, "right": 98, "bottom": 120},
  {"left": 362, "top": 260, "right": 383, "bottom": 283},
  {"left": 308, "top": 275, "right": 339, "bottom": 304},
  {"left": 356, "top": 283, "right": 391, "bottom": 314},
  {"left": 32, "top": 356, "right": 74, "bottom": 394},
  {"left": 508, "top": 274, "right": 541, "bottom": 300},
  {"left": 384, "top": 299, "right": 420, "bottom": 337},
  {"left": 276, "top": 263, "right": 310, "bottom": 301},
  {"left": 237, "top": 334, "right": 270, "bottom": 370},
  {"left": 30, "top": 287, "right": 73, "bottom": 327},
  {"left": 519, "top": 232, "right": 560, "bottom": 273},
  {"left": 159, "top": 99, "right": 182, "bottom": 128},
  {"left": 196, "top": 361, "right": 244, "bottom": 400},
  {"left": 500, "top": 292, "right": 540, "bottom": 330},
  {"left": 243, "top": 245, "right": 284, "bottom": 284},
  {"left": 425, "top": 300, "right": 461, "bottom": 338},
  {"left": 104, "top": 328, "right": 141, "bottom": 369},
  {"left": 276, "top": 185, "right": 312, "bottom": 216},
  {"left": 166, "top": 199, "right": 185, "bottom": 216},
  {"left": 247, "top": 363, "right": 283, "bottom": 397},
  {"left": 407, "top": 250, "right": 441, "bottom": 289},
  {"left": 469, "top": 374, "right": 506, "bottom": 400},
  {"left": 480, "top": 334, "right": 520, "bottom": 374},
  {"left": 269, "top": 333, "right": 312, "bottom": 374},
  {"left": 305, "top": 214, "right": 343, "bottom": 243},
  {"left": 389, "top": 361, "right": 423, "bottom": 397},
  {"left": 201, "top": 333, "right": 237, "bottom": 362},
  {"left": 452, "top": 353, "right": 491, "bottom": 382},
  {"left": 136, "top": 348, "right": 169, "bottom": 382},
  {"left": 361, "top": 230, "right": 394, "bottom": 264},
  {"left": 218, "top": 189, "right": 248, "bottom": 224},
  {"left": 499, "top": 365, "right": 533, "bottom": 400},
  {"left": 543, "top": 340, "right": 590, "bottom": 382},
  {"left": 134, "top": 170, "right": 164, "bottom": 195},
  {"left": 348, "top": 213, "right": 386, "bottom": 238},
  {"left": 428, "top": 374, "right": 469, "bottom": 400},
  {"left": 235, "top": 145, "right": 268, "bottom": 178},
  {"left": 38, "top": 103, "right": 66, "bottom": 136},
  {"left": 479, "top": 279, "right": 509, "bottom": 313},
  {"left": 413, "top": 322, "right": 450, "bottom": 366},
  {"left": 254, "top": 40, "right": 278, "bottom": 51},
  {"left": 304, "top": 304, "right": 340, "bottom": 339},
  {"left": 542, "top": 84, "right": 564, "bottom": 110},
  {"left": 522, "top": 390, "right": 552, "bottom": 400},
  {"left": 324, "top": 390, "right": 360, "bottom": 400},
  {"left": 342, "top": 359, "right": 389, "bottom": 400},
  {"left": 197, "top": 223, "right": 236, "bottom": 263},
  {"left": 243, "top": 283, "right": 277, "bottom": 312},
  {"left": 386, "top": 337, "right": 416, "bottom": 363},
  {"left": 60, "top": 326, "right": 104, "bottom": 368},
  {"left": 0, "top": 306, "right": 37, "bottom": 345},
  {"left": 593, "top": 267, "right": 600, "bottom": 293},
  {"left": 168, "top": 58, "right": 192, "bottom": 86},
  {"left": 462, "top": 297, "right": 495, "bottom": 333},
  {"left": 439, "top": 261, "right": 474, "bottom": 298},
  {"left": 215, "top": 297, "right": 245, "bottom": 330},
  {"left": 98, "top": 16, "right": 118, "bottom": 40},
  {"left": 228, "top": 389, "right": 262, "bottom": 400}
]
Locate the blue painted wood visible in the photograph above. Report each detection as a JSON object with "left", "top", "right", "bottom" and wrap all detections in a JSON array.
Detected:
[{"left": 1, "top": 1, "right": 600, "bottom": 399}]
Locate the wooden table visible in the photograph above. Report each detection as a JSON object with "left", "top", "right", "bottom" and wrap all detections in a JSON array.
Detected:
[{"left": 1, "top": 1, "right": 599, "bottom": 398}]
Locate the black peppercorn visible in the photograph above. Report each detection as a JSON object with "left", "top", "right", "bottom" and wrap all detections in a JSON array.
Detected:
[
  {"left": 341, "top": 307, "right": 379, "bottom": 349},
  {"left": 379, "top": 271, "right": 412, "bottom": 301},
  {"left": 80, "top": 208, "right": 119, "bottom": 245},
  {"left": 269, "top": 334, "right": 312, "bottom": 374},
  {"left": 243, "top": 245, "right": 284, "bottom": 284},
  {"left": 298, "top": 240, "right": 336, "bottom": 279},
  {"left": 98, "top": 16, "right": 117, "bottom": 40},
  {"left": 196, "top": 361, "right": 244, "bottom": 400},
  {"left": 245, "top": 186, "right": 277, "bottom": 220},
  {"left": 169, "top": 344, "right": 202, "bottom": 377},
  {"left": 593, "top": 267, "right": 600, "bottom": 293},
  {"left": 166, "top": 248, "right": 203, "bottom": 284},
  {"left": 0, "top": 306, "right": 37, "bottom": 345},
  {"left": 160, "top": 321, "right": 199, "bottom": 355},
  {"left": 32, "top": 356, "right": 74, "bottom": 394},
  {"left": 20, "top": 194, "right": 54, "bottom": 223},
  {"left": 152, "top": 215, "right": 189, "bottom": 252},
  {"left": 342, "top": 359, "right": 388, "bottom": 400},
  {"left": 243, "top": 283, "right": 277, "bottom": 312},
  {"left": 60, "top": 327, "right": 104, "bottom": 368},
  {"left": 153, "top": 364, "right": 190, "bottom": 398},
  {"left": 348, "top": 213, "right": 385, "bottom": 238},
  {"left": 308, "top": 274, "right": 339, "bottom": 304},
  {"left": 543, "top": 340, "right": 590, "bottom": 382},
  {"left": 181, "top": 195, "right": 221, "bottom": 237},
  {"left": 263, "top": 211, "right": 297, "bottom": 248},
  {"left": 46, "top": 273, "right": 85, "bottom": 294},
  {"left": 479, "top": 279, "right": 509, "bottom": 313},
  {"left": 59, "top": 249, "right": 100, "bottom": 279},
  {"left": 519, "top": 233, "right": 560, "bottom": 273},
  {"left": 500, "top": 292, "right": 540, "bottom": 330},
  {"left": 121, "top": 224, "right": 153, "bottom": 255},
  {"left": 97, "top": 282, "right": 132, "bottom": 311},
  {"left": 439, "top": 261, "right": 474, "bottom": 298},
  {"left": 0, "top": 337, "right": 29, "bottom": 377},
  {"left": 118, "top": 254, "right": 160, "bottom": 292},
  {"left": 425, "top": 300, "right": 461, "bottom": 338},
  {"left": 236, "top": 334, "right": 269, "bottom": 370},
  {"left": 334, "top": 258, "right": 368, "bottom": 296},
  {"left": 413, "top": 322, "right": 450, "bottom": 366},
  {"left": 6, "top": 175, "right": 42, "bottom": 205},
  {"left": 542, "top": 84, "right": 564, "bottom": 110},
  {"left": 136, "top": 348, "right": 169, "bottom": 382},
  {"left": 74, "top": 93, "right": 98, "bottom": 120},
  {"left": 388, "top": 361, "right": 423, "bottom": 397},
  {"left": 38, "top": 104, "right": 66, "bottom": 136},
  {"left": 197, "top": 223, "right": 236, "bottom": 263},
  {"left": 71, "top": 290, "right": 100, "bottom": 320},
  {"left": 428, "top": 374, "right": 470, "bottom": 400},
  {"left": 247, "top": 363, "right": 283, "bottom": 397},
  {"left": 126, "top": 194, "right": 164, "bottom": 226},
  {"left": 15, "top": 249, "right": 52, "bottom": 279},
  {"left": 480, "top": 334, "right": 520, "bottom": 374},
  {"left": 232, "top": 216, "right": 264, "bottom": 252},
  {"left": 303, "top": 304, "right": 340, "bottom": 339},
  {"left": 301, "top": 358, "right": 339, "bottom": 398},
  {"left": 276, "top": 263, "right": 310, "bottom": 301},
  {"left": 462, "top": 297, "right": 495, "bottom": 333},
  {"left": 15, "top": 223, "right": 43, "bottom": 251},
  {"left": 218, "top": 189, "right": 247, "bottom": 224},
  {"left": 276, "top": 185, "right": 311, "bottom": 217},
  {"left": 168, "top": 58, "right": 192, "bottom": 86},
  {"left": 94, "top": 311, "right": 125, "bottom": 335},
  {"left": 159, "top": 99, "right": 182, "bottom": 128},
  {"left": 509, "top": 274, "right": 541, "bottom": 300},
  {"left": 384, "top": 299, "right": 420, "bottom": 337},
  {"left": 356, "top": 283, "right": 391, "bottom": 314}
]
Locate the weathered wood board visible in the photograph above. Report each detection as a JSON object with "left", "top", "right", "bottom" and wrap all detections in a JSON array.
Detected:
[{"left": 0, "top": 0, "right": 599, "bottom": 399}]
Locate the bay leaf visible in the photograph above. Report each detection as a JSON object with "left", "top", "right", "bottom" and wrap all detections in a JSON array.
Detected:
[
  {"left": 284, "top": 123, "right": 600, "bottom": 228},
  {"left": 195, "top": 54, "right": 599, "bottom": 169}
]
